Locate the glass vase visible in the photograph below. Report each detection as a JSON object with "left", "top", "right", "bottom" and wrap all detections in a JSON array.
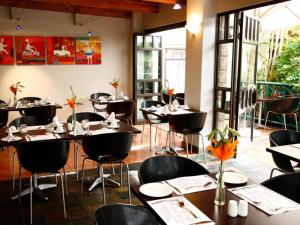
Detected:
[
  {"left": 215, "top": 161, "right": 225, "bottom": 206},
  {"left": 115, "top": 88, "right": 118, "bottom": 98},
  {"left": 72, "top": 109, "right": 76, "bottom": 130},
  {"left": 168, "top": 95, "right": 173, "bottom": 111},
  {"left": 13, "top": 94, "right": 17, "bottom": 106}
]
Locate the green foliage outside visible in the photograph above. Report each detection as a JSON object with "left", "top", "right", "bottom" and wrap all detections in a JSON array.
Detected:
[{"left": 269, "top": 37, "right": 300, "bottom": 92}]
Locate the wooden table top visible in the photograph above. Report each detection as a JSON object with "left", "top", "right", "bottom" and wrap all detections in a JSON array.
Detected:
[
  {"left": 0, "top": 122, "right": 140, "bottom": 148},
  {"left": 266, "top": 145, "right": 300, "bottom": 163},
  {"left": 131, "top": 178, "right": 300, "bottom": 225}
]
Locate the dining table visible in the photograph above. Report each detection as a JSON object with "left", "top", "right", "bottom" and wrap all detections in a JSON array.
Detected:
[
  {"left": 266, "top": 144, "right": 300, "bottom": 163},
  {"left": 131, "top": 174, "right": 300, "bottom": 225}
]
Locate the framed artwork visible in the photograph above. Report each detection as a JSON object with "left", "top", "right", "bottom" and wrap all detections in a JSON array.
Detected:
[
  {"left": 15, "top": 36, "right": 45, "bottom": 65},
  {"left": 47, "top": 37, "right": 75, "bottom": 65},
  {"left": 0, "top": 35, "right": 14, "bottom": 65},
  {"left": 75, "top": 37, "right": 101, "bottom": 64}
]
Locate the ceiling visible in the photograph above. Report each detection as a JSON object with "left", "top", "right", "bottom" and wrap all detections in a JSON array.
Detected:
[{"left": 0, "top": 0, "right": 187, "bottom": 19}]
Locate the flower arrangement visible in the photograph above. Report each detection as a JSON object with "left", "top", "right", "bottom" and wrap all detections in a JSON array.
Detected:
[
  {"left": 109, "top": 78, "right": 120, "bottom": 97},
  {"left": 207, "top": 126, "right": 240, "bottom": 206},
  {"left": 161, "top": 79, "right": 175, "bottom": 106},
  {"left": 66, "top": 86, "right": 83, "bottom": 129},
  {"left": 9, "top": 82, "right": 24, "bottom": 105}
]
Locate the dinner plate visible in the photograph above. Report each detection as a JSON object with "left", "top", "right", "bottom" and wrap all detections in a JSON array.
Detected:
[
  {"left": 107, "top": 124, "right": 119, "bottom": 129},
  {"left": 139, "top": 182, "right": 173, "bottom": 198},
  {"left": 69, "top": 131, "right": 86, "bottom": 136},
  {"left": 53, "top": 129, "right": 66, "bottom": 134},
  {"left": 1, "top": 136, "right": 22, "bottom": 142},
  {"left": 216, "top": 171, "right": 248, "bottom": 185}
]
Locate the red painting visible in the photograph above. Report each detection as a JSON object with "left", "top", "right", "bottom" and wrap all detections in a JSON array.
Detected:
[
  {"left": 15, "top": 36, "right": 45, "bottom": 65},
  {"left": 47, "top": 37, "right": 75, "bottom": 65},
  {"left": 0, "top": 35, "right": 14, "bottom": 65},
  {"left": 75, "top": 37, "right": 101, "bottom": 64}
]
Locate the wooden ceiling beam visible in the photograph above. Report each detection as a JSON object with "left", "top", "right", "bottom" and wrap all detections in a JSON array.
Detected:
[
  {"left": 0, "top": 0, "right": 132, "bottom": 18},
  {"left": 30, "top": 0, "right": 159, "bottom": 13},
  {"left": 141, "top": 0, "right": 186, "bottom": 4}
]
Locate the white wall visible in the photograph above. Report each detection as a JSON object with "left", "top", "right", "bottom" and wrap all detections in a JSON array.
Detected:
[{"left": 0, "top": 7, "right": 131, "bottom": 122}]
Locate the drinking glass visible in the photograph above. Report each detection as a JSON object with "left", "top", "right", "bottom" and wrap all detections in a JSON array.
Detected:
[{"left": 20, "top": 124, "right": 28, "bottom": 133}]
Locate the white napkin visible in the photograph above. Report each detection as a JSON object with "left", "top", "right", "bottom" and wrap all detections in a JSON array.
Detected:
[
  {"left": 172, "top": 99, "right": 180, "bottom": 106},
  {"left": 74, "top": 122, "right": 85, "bottom": 135},
  {"left": 162, "top": 105, "right": 170, "bottom": 115},
  {"left": 52, "top": 116, "right": 62, "bottom": 127},
  {"left": 6, "top": 127, "right": 15, "bottom": 142},
  {"left": 107, "top": 112, "right": 116, "bottom": 122},
  {"left": 120, "top": 91, "right": 124, "bottom": 98},
  {"left": 98, "top": 96, "right": 106, "bottom": 103},
  {"left": 16, "top": 101, "right": 22, "bottom": 108}
]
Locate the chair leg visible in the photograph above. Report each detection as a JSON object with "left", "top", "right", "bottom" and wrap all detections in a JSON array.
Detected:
[
  {"left": 30, "top": 175, "right": 33, "bottom": 225},
  {"left": 18, "top": 166, "right": 22, "bottom": 205},
  {"left": 80, "top": 157, "right": 87, "bottom": 195},
  {"left": 264, "top": 111, "right": 270, "bottom": 130},
  {"left": 122, "top": 161, "right": 131, "bottom": 204},
  {"left": 283, "top": 114, "right": 287, "bottom": 130},
  {"left": 120, "top": 163, "right": 123, "bottom": 187},
  {"left": 12, "top": 151, "right": 17, "bottom": 191},
  {"left": 141, "top": 121, "right": 145, "bottom": 143},
  {"left": 111, "top": 164, "right": 115, "bottom": 175},
  {"left": 59, "top": 172, "right": 67, "bottom": 218},
  {"left": 100, "top": 164, "right": 106, "bottom": 205},
  {"left": 164, "top": 130, "right": 170, "bottom": 155},
  {"left": 190, "top": 134, "right": 194, "bottom": 154},
  {"left": 293, "top": 113, "right": 298, "bottom": 132},
  {"left": 75, "top": 144, "right": 80, "bottom": 182},
  {"left": 200, "top": 133, "right": 207, "bottom": 164},
  {"left": 154, "top": 124, "right": 158, "bottom": 147},
  {"left": 270, "top": 167, "right": 287, "bottom": 178},
  {"left": 184, "top": 135, "right": 189, "bottom": 158},
  {"left": 149, "top": 124, "right": 152, "bottom": 154},
  {"left": 63, "top": 167, "right": 68, "bottom": 197}
]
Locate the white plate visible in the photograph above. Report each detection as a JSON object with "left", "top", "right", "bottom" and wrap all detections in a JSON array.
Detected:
[
  {"left": 69, "top": 131, "right": 86, "bottom": 136},
  {"left": 139, "top": 182, "right": 173, "bottom": 198},
  {"left": 1, "top": 136, "right": 22, "bottom": 142},
  {"left": 216, "top": 172, "right": 248, "bottom": 185},
  {"left": 107, "top": 124, "right": 119, "bottom": 129}
]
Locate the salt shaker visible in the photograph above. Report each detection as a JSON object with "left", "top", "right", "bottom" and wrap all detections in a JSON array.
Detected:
[
  {"left": 227, "top": 200, "right": 238, "bottom": 217},
  {"left": 238, "top": 200, "right": 248, "bottom": 217}
]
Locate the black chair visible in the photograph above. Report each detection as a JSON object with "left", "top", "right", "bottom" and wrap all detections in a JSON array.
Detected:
[
  {"left": 175, "top": 93, "right": 185, "bottom": 105},
  {"left": 22, "top": 105, "right": 56, "bottom": 124},
  {"left": 17, "top": 97, "right": 42, "bottom": 116},
  {"left": 81, "top": 131, "right": 133, "bottom": 204},
  {"left": 269, "top": 130, "right": 300, "bottom": 178},
  {"left": 261, "top": 173, "right": 300, "bottom": 204},
  {"left": 10, "top": 116, "right": 51, "bottom": 191},
  {"left": 138, "top": 155, "right": 209, "bottom": 184},
  {"left": 167, "top": 112, "right": 207, "bottom": 161},
  {"left": 140, "top": 100, "right": 167, "bottom": 152},
  {"left": 161, "top": 93, "right": 175, "bottom": 105},
  {"left": 106, "top": 101, "right": 135, "bottom": 124},
  {"left": 0, "top": 108, "right": 8, "bottom": 128},
  {"left": 16, "top": 139, "right": 70, "bottom": 224},
  {"left": 67, "top": 112, "right": 105, "bottom": 181},
  {"left": 94, "top": 204, "right": 159, "bottom": 225},
  {"left": 265, "top": 97, "right": 299, "bottom": 131},
  {"left": 90, "top": 92, "right": 111, "bottom": 113}
]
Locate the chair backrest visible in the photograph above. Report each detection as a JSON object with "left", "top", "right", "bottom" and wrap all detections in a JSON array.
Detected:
[
  {"left": 82, "top": 131, "right": 133, "bottom": 162},
  {"left": 18, "top": 96, "right": 41, "bottom": 103},
  {"left": 17, "top": 139, "right": 70, "bottom": 173},
  {"left": 161, "top": 93, "right": 175, "bottom": 104},
  {"left": 90, "top": 92, "right": 111, "bottom": 100},
  {"left": 269, "top": 97, "right": 300, "bottom": 114},
  {"left": 138, "top": 155, "right": 209, "bottom": 184},
  {"left": 67, "top": 112, "right": 105, "bottom": 123},
  {"left": 261, "top": 173, "right": 300, "bottom": 204},
  {"left": 141, "top": 100, "right": 165, "bottom": 108},
  {"left": 169, "top": 112, "right": 207, "bottom": 134},
  {"left": 269, "top": 130, "right": 300, "bottom": 173},
  {"left": 106, "top": 101, "right": 135, "bottom": 122},
  {"left": 23, "top": 105, "right": 56, "bottom": 124},
  {"left": 94, "top": 204, "right": 159, "bottom": 225},
  {"left": 9, "top": 116, "right": 49, "bottom": 128},
  {"left": 176, "top": 93, "right": 185, "bottom": 105},
  {"left": 0, "top": 109, "right": 8, "bottom": 128}
]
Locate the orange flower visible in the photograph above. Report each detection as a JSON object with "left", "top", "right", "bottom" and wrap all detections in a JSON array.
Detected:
[
  {"left": 10, "top": 85, "right": 17, "bottom": 95},
  {"left": 109, "top": 79, "right": 119, "bottom": 89},
  {"left": 67, "top": 98, "right": 75, "bottom": 109},
  {"left": 208, "top": 138, "right": 238, "bottom": 161},
  {"left": 167, "top": 88, "right": 174, "bottom": 96}
]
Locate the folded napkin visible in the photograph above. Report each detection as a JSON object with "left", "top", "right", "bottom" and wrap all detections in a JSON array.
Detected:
[
  {"left": 172, "top": 99, "right": 180, "bottom": 106},
  {"left": 6, "top": 127, "right": 15, "bottom": 142},
  {"left": 15, "top": 101, "right": 22, "bottom": 109},
  {"left": 52, "top": 116, "right": 62, "bottom": 127},
  {"left": 161, "top": 105, "right": 170, "bottom": 115},
  {"left": 74, "top": 122, "right": 86, "bottom": 136},
  {"left": 107, "top": 112, "right": 116, "bottom": 122}
]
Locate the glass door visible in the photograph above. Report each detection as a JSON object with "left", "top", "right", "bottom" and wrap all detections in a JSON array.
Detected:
[{"left": 133, "top": 34, "right": 162, "bottom": 124}]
